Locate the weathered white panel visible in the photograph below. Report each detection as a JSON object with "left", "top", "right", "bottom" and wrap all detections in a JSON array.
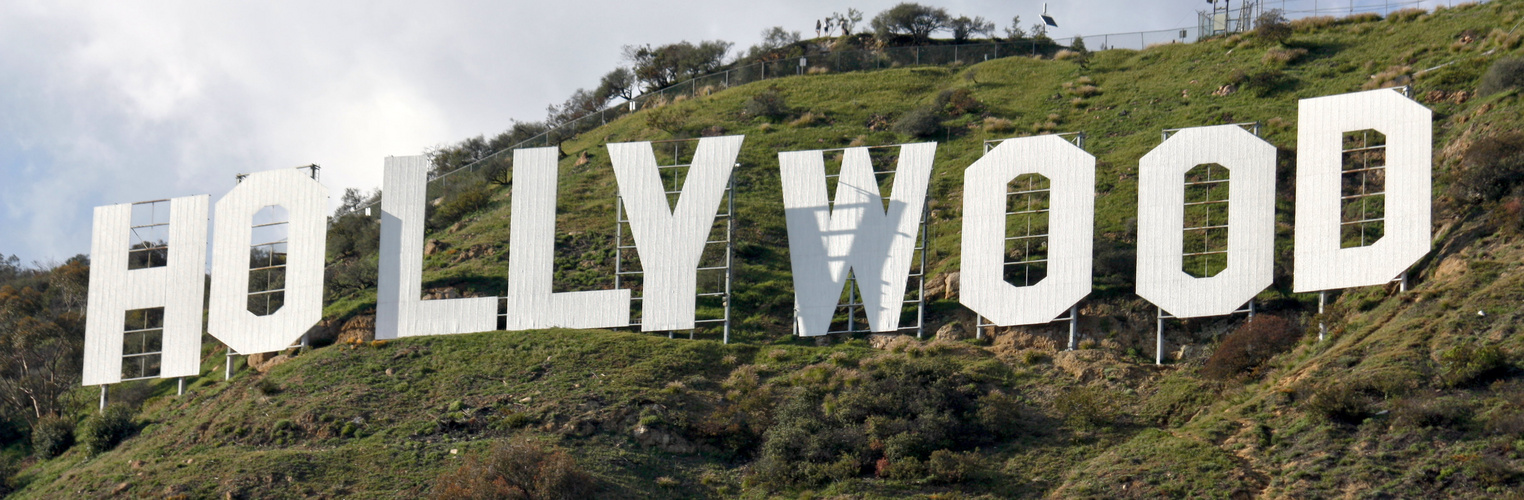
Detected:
[
  {"left": 780, "top": 143, "right": 935, "bottom": 336},
  {"left": 375, "top": 156, "right": 498, "bottom": 340},
  {"left": 1294, "top": 89, "right": 1432, "bottom": 292},
  {"left": 502, "top": 147, "right": 632, "bottom": 329},
  {"left": 609, "top": 136, "right": 743, "bottom": 331},
  {"left": 960, "top": 136, "right": 1094, "bottom": 325},
  {"left": 208, "top": 169, "right": 328, "bottom": 354},
  {"left": 82, "top": 195, "right": 208, "bottom": 385},
  {"left": 1137, "top": 125, "right": 1276, "bottom": 318}
]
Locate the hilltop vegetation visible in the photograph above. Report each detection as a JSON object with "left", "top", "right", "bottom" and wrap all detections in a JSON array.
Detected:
[{"left": 6, "top": 1, "right": 1524, "bottom": 498}]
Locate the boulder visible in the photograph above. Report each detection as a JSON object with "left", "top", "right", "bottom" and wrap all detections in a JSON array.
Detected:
[
  {"left": 246, "top": 352, "right": 291, "bottom": 373},
  {"left": 423, "top": 239, "right": 448, "bottom": 256},
  {"left": 337, "top": 315, "right": 376, "bottom": 344}
]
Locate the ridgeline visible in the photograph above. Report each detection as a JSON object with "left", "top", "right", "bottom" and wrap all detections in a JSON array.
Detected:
[{"left": 10, "top": 2, "right": 1524, "bottom": 497}]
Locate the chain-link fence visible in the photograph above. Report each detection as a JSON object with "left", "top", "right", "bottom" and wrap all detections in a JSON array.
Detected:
[{"left": 333, "top": 0, "right": 1479, "bottom": 220}]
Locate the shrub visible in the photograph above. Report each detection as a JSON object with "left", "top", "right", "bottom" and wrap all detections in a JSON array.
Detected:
[
  {"left": 1202, "top": 315, "right": 1301, "bottom": 379},
  {"left": 892, "top": 106, "right": 944, "bottom": 138},
  {"left": 1053, "top": 49, "right": 1082, "bottom": 61},
  {"left": 1480, "top": 57, "right": 1524, "bottom": 96},
  {"left": 743, "top": 88, "right": 789, "bottom": 120},
  {"left": 31, "top": 414, "right": 74, "bottom": 458},
  {"left": 1387, "top": 7, "right": 1425, "bottom": 22},
  {"left": 1452, "top": 133, "right": 1524, "bottom": 204},
  {"left": 430, "top": 186, "right": 492, "bottom": 229},
  {"left": 432, "top": 438, "right": 594, "bottom": 500},
  {"left": 981, "top": 117, "right": 1014, "bottom": 133},
  {"left": 938, "top": 88, "right": 982, "bottom": 116},
  {"left": 1303, "top": 382, "right": 1372, "bottom": 424},
  {"left": 1390, "top": 395, "right": 1471, "bottom": 429},
  {"left": 1053, "top": 385, "right": 1118, "bottom": 429},
  {"left": 1262, "top": 46, "right": 1308, "bottom": 66},
  {"left": 79, "top": 404, "right": 136, "bottom": 455},
  {"left": 1437, "top": 343, "right": 1510, "bottom": 388},
  {"left": 1254, "top": 10, "right": 1292, "bottom": 43},
  {"left": 1241, "top": 69, "right": 1294, "bottom": 96}
]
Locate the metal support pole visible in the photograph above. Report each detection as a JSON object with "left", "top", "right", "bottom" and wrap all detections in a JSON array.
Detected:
[
  {"left": 1067, "top": 305, "right": 1078, "bottom": 350},
  {"left": 916, "top": 203, "right": 928, "bottom": 340},
  {"left": 1399, "top": 271, "right": 1408, "bottom": 292},
  {"left": 99, "top": 385, "right": 106, "bottom": 412},
  {"left": 178, "top": 377, "right": 185, "bottom": 396},
  {"left": 723, "top": 172, "right": 735, "bottom": 345},
  {"left": 1318, "top": 291, "right": 1327, "bottom": 342},
  {"left": 1248, "top": 300, "right": 1256, "bottom": 318},
  {"left": 1156, "top": 307, "right": 1165, "bottom": 366},
  {"left": 225, "top": 353, "right": 234, "bottom": 380}
]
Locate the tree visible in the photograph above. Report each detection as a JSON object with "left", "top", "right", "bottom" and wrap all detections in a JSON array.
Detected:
[
  {"left": 545, "top": 88, "right": 606, "bottom": 128},
  {"left": 949, "top": 16, "right": 995, "bottom": 43},
  {"left": 746, "top": 26, "right": 802, "bottom": 61},
  {"left": 1031, "top": 23, "right": 1052, "bottom": 45},
  {"left": 1003, "top": 15, "right": 1026, "bottom": 41},
  {"left": 830, "top": 8, "right": 864, "bottom": 36},
  {"left": 624, "top": 40, "right": 733, "bottom": 92},
  {"left": 1254, "top": 9, "right": 1292, "bottom": 44},
  {"left": 870, "top": 3, "right": 950, "bottom": 43},
  {"left": 1071, "top": 35, "right": 1088, "bottom": 54},
  {"left": 595, "top": 67, "right": 635, "bottom": 101}
]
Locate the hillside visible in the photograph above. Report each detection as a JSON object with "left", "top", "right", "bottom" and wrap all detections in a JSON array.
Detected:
[{"left": 10, "top": 2, "right": 1524, "bottom": 497}]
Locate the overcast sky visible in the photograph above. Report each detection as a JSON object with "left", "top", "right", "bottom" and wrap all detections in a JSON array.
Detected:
[{"left": 0, "top": 0, "right": 1453, "bottom": 264}]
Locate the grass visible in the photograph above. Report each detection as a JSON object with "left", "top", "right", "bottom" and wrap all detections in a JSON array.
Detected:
[{"left": 17, "top": 1, "right": 1524, "bottom": 497}]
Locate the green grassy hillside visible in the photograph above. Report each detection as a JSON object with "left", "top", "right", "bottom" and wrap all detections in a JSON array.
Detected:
[{"left": 12, "top": 2, "right": 1524, "bottom": 498}]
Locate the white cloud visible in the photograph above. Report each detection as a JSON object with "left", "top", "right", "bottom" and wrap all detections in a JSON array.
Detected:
[{"left": 0, "top": 0, "right": 1326, "bottom": 263}]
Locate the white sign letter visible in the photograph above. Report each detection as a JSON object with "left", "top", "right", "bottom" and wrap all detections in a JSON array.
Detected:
[
  {"left": 502, "top": 148, "right": 631, "bottom": 329},
  {"left": 83, "top": 196, "right": 207, "bottom": 385},
  {"left": 780, "top": 143, "right": 935, "bottom": 336},
  {"left": 609, "top": 136, "right": 743, "bottom": 331},
  {"left": 376, "top": 157, "right": 498, "bottom": 339},
  {"left": 1137, "top": 125, "right": 1275, "bottom": 318},
  {"left": 1294, "top": 89, "right": 1432, "bottom": 292},
  {"left": 960, "top": 136, "right": 1094, "bottom": 325},
  {"left": 208, "top": 168, "right": 328, "bottom": 353}
]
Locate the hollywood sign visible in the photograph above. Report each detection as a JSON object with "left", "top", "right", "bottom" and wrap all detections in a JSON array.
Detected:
[{"left": 82, "top": 88, "right": 1430, "bottom": 385}]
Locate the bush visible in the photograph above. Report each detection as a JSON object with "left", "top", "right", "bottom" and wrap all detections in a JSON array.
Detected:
[
  {"left": 1452, "top": 133, "right": 1524, "bottom": 204},
  {"left": 1437, "top": 343, "right": 1510, "bottom": 388},
  {"left": 1253, "top": 10, "right": 1291, "bottom": 43},
  {"left": 432, "top": 438, "right": 594, "bottom": 500},
  {"left": 31, "top": 414, "right": 74, "bottom": 458},
  {"left": 1303, "top": 382, "right": 1372, "bottom": 425},
  {"left": 79, "top": 404, "right": 136, "bottom": 455},
  {"left": 1390, "top": 395, "right": 1471, "bottom": 429},
  {"left": 1241, "top": 69, "right": 1294, "bottom": 96},
  {"left": 1479, "top": 57, "right": 1524, "bottom": 95},
  {"left": 892, "top": 106, "right": 943, "bottom": 137},
  {"left": 1262, "top": 46, "right": 1308, "bottom": 66},
  {"left": 1202, "top": 315, "right": 1301, "bottom": 379},
  {"left": 430, "top": 185, "right": 492, "bottom": 229},
  {"left": 1053, "top": 385, "right": 1119, "bottom": 429},
  {"left": 743, "top": 88, "right": 789, "bottom": 120}
]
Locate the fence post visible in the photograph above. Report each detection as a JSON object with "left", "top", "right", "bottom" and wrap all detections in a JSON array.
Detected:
[{"left": 915, "top": 46, "right": 920, "bottom": 65}]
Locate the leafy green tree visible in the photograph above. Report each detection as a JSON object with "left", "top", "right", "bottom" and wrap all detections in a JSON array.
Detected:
[
  {"left": 870, "top": 3, "right": 950, "bottom": 43},
  {"left": 1004, "top": 15, "right": 1026, "bottom": 41},
  {"left": 948, "top": 16, "right": 995, "bottom": 43},
  {"left": 746, "top": 27, "right": 802, "bottom": 61},
  {"left": 829, "top": 8, "right": 864, "bottom": 36},
  {"left": 623, "top": 40, "right": 733, "bottom": 91},
  {"left": 595, "top": 67, "right": 636, "bottom": 101}
]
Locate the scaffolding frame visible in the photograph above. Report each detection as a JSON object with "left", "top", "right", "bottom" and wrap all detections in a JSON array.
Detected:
[
  {"left": 613, "top": 138, "right": 736, "bottom": 343},
  {"left": 974, "top": 132, "right": 1086, "bottom": 349}
]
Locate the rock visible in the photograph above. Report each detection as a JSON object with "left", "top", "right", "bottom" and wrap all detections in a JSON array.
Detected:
[
  {"left": 129, "top": 460, "right": 143, "bottom": 469},
  {"left": 423, "top": 239, "right": 448, "bottom": 256},
  {"left": 942, "top": 271, "right": 960, "bottom": 300},
  {"left": 337, "top": 315, "right": 376, "bottom": 345},
  {"left": 247, "top": 353, "right": 291, "bottom": 374},
  {"left": 867, "top": 333, "right": 899, "bottom": 349},
  {"left": 112, "top": 482, "right": 131, "bottom": 495},
  {"left": 632, "top": 424, "right": 696, "bottom": 454},
  {"left": 303, "top": 318, "right": 340, "bottom": 346},
  {"left": 1212, "top": 84, "right": 1236, "bottom": 97},
  {"left": 935, "top": 322, "right": 967, "bottom": 341},
  {"left": 431, "top": 196, "right": 446, "bottom": 207}
]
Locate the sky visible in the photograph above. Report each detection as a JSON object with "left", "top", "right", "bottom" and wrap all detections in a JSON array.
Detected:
[{"left": 0, "top": 0, "right": 1456, "bottom": 265}]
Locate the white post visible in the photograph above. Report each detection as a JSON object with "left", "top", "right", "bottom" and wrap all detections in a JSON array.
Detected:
[
  {"left": 178, "top": 377, "right": 185, "bottom": 396},
  {"left": 1155, "top": 307, "right": 1165, "bottom": 366},
  {"left": 99, "top": 385, "right": 106, "bottom": 412},
  {"left": 1318, "top": 291, "right": 1327, "bottom": 342},
  {"left": 225, "top": 353, "right": 233, "bottom": 381},
  {"left": 1067, "top": 305, "right": 1078, "bottom": 350},
  {"left": 1399, "top": 271, "right": 1408, "bottom": 292}
]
